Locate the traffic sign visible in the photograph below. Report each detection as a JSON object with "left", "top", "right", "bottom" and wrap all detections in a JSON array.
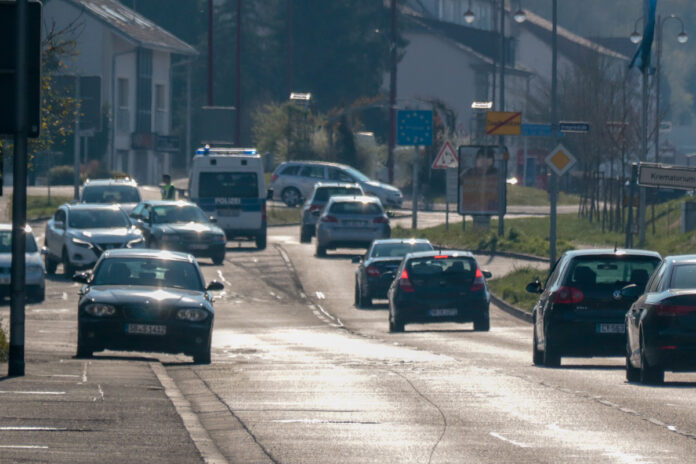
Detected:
[
  {"left": 486, "top": 111, "right": 522, "bottom": 135},
  {"left": 545, "top": 143, "right": 577, "bottom": 176},
  {"left": 397, "top": 110, "right": 433, "bottom": 146},
  {"left": 432, "top": 141, "right": 458, "bottom": 169},
  {"left": 639, "top": 163, "right": 696, "bottom": 190},
  {"left": 560, "top": 121, "right": 590, "bottom": 133},
  {"left": 520, "top": 123, "right": 553, "bottom": 137}
]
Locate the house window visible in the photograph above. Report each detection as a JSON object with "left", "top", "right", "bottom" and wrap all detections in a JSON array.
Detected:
[
  {"left": 117, "top": 78, "right": 129, "bottom": 133},
  {"left": 154, "top": 83, "right": 166, "bottom": 133},
  {"left": 475, "top": 71, "right": 489, "bottom": 101},
  {"left": 136, "top": 48, "right": 153, "bottom": 133}
]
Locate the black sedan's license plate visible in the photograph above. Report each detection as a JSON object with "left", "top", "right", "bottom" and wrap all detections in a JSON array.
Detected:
[{"left": 126, "top": 324, "right": 167, "bottom": 336}]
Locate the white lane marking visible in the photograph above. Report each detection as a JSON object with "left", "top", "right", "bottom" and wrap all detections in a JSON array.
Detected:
[
  {"left": 81, "top": 362, "right": 88, "bottom": 384},
  {"left": 0, "top": 445, "right": 49, "bottom": 450},
  {"left": 0, "top": 426, "right": 66, "bottom": 431},
  {"left": 315, "top": 291, "right": 325, "bottom": 300},
  {"left": 31, "top": 308, "right": 69, "bottom": 313},
  {"left": 61, "top": 292, "right": 68, "bottom": 300},
  {"left": 93, "top": 384, "right": 104, "bottom": 402},
  {"left": 43, "top": 374, "right": 80, "bottom": 378},
  {"left": 216, "top": 270, "right": 231, "bottom": 286},
  {"left": 0, "top": 391, "right": 65, "bottom": 395},
  {"left": 489, "top": 432, "right": 530, "bottom": 448}
]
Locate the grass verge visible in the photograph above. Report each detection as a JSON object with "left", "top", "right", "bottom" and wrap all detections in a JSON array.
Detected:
[
  {"left": 267, "top": 205, "right": 300, "bottom": 226},
  {"left": 488, "top": 267, "right": 547, "bottom": 313},
  {"left": 0, "top": 324, "right": 8, "bottom": 362},
  {"left": 9, "top": 195, "right": 72, "bottom": 221},
  {"left": 506, "top": 184, "right": 579, "bottom": 206}
]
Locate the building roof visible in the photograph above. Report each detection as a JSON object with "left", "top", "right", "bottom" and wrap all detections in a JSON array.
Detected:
[
  {"left": 64, "top": 0, "right": 197, "bottom": 55},
  {"left": 589, "top": 37, "right": 638, "bottom": 59}
]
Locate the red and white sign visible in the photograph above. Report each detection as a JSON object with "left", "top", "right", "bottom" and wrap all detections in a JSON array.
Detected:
[{"left": 432, "top": 141, "right": 458, "bottom": 169}]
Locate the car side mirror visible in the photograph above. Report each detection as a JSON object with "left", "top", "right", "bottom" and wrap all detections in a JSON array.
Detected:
[
  {"left": 351, "top": 256, "right": 362, "bottom": 264},
  {"left": 526, "top": 280, "right": 542, "bottom": 294},
  {"left": 206, "top": 281, "right": 224, "bottom": 291},
  {"left": 209, "top": 216, "right": 217, "bottom": 223},
  {"left": 54, "top": 220, "right": 65, "bottom": 230},
  {"left": 482, "top": 270, "right": 492, "bottom": 279},
  {"left": 40, "top": 247, "right": 48, "bottom": 256},
  {"left": 72, "top": 272, "right": 90, "bottom": 284},
  {"left": 621, "top": 284, "right": 642, "bottom": 300},
  {"left": 267, "top": 189, "right": 274, "bottom": 200}
]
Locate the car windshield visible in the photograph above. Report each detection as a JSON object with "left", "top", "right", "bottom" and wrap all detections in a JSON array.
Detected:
[
  {"left": 370, "top": 242, "right": 433, "bottom": 258},
  {"left": 69, "top": 209, "right": 129, "bottom": 229},
  {"left": 82, "top": 185, "right": 141, "bottom": 203},
  {"left": 91, "top": 257, "right": 204, "bottom": 290},
  {"left": 314, "top": 187, "right": 362, "bottom": 202},
  {"left": 0, "top": 230, "right": 38, "bottom": 253},
  {"left": 407, "top": 256, "right": 476, "bottom": 277},
  {"left": 564, "top": 256, "right": 660, "bottom": 292},
  {"left": 669, "top": 264, "right": 696, "bottom": 290},
  {"left": 198, "top": 172, "right": 258, "bottom": 198},
  {"left": 152, "top": 205, "right": 209, "bottom": 224},
  {"left": 342, "top": 167, "right": 370, "bottom": 183},
  {"left": 329, "top": 201, "right": 382, "bottom": 215}
]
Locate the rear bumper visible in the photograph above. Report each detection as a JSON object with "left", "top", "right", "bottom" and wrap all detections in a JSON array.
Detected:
[
  {"left": 394, "top": 295, "right": 489, "bottom": 323},
  {"left": 223, "top": 227, "right": 266, "bottom": 240},
  {"left": 366, "top": 277, "right": 395, "bottom": 299},
  {"left": 644, "top": 330, "right": 696, "bottom": 370},
  {"left": 161, "top": 242, "right": 225, "bottom": 257},
  {"left": 548, "top": 317, "right": 626, "bottom": 356},
  {"left": 316, "top": 226, "right": 390, "bottom": 249}
]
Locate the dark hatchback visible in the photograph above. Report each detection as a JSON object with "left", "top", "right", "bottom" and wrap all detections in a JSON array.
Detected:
[
  {"left": 73, "top": 249, "right": 224, "bottom": 364},
  {"left": 625, "top": 255, "right": 696, "bottom": 384},
  {"left": 130, "top": 201, "right": 227, "bottom": 264},
  {"left": 528, "top": 249, "right": 661, "bottom": 367},
  {"left": 388, "top": 251, "right": 492, "bottom": 332},
  {"left": 353, "top": 238, "right": 433, "bottom": 307}
]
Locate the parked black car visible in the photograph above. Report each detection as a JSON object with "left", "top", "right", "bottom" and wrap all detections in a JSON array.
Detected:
[
  {"left": 528, "top": 249, "right": 661, "bottom": 367},
  {"left": 353, "top": 238, "right": 434, "bottom": 307},
  {"left": 625, "top": 255, "right": 696, "bottom": 385},
  {"left": 73, "top": 249, "right": 224, "bottom": 364},
  {"left": 388, "top": 251, "right": 492, "bottom": 332}
]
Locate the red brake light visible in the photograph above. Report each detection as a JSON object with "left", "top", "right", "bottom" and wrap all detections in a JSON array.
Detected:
[
  {"left": 373, "top": 216, "right": 389, "bottom": 224},
  {"left": 434, "top": 255, "right": 449, "bottom": 259},
  {"left": 271, "top": 173, "right": 278, "bottom": 182},
  {"left": 655, "top": 305, "right": 696, "bottom": 316},
  {"left": 553, "top": 286, "right": 584, "bottom": 304},
  {"left": 366, "top": 265, "right": 381, "bottom": 277},
  {"left": 321, "top": 215, "right": 338, "bottom": 223},
  {"left": 399, "top": 269, "right": 414, "bottom": 292},
  {"left": 309, "top": 204, "right": 322, "bottom": 211},
  {"left": 470, "top": 267, "right": 486, "bottom": 292}
]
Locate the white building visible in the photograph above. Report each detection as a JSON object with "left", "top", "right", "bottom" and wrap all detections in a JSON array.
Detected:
[{"left": 43, "top": 0, "right": 197, "bottom": 185}]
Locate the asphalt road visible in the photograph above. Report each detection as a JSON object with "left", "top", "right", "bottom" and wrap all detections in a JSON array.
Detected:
[{"left": 4, "top": 193, "right": 696, "bottom": 462}]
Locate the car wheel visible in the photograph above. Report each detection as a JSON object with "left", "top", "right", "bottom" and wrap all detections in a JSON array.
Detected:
[
  {"left": 316, "top": 244, "right": 327, "bottom": 257},
  {"left": 281, "top": 187, "right": 302, "bottom": 207},
  {"left": 473, "top": 310, "right": 490, "bottom": 331},
  {"left": 639, "top": 333, "right": 664, "bottom": 385},
  {"left": 75, "top": 339, "right": 93, "bottom": 359},
  {"left": 193, "top": 349, "right": 211, "bottom": 364},
  {"left": 255, "top": 233, "right": 267, "bottom": 250},
  {"left": 389, "top": 312, "right": 405, "bottom": 333},
  {"left": 626, "top": 344, "right": 640, "bottom": 383},
  {"left": 62, "top": 248, "right": 74, "bottom": 277},
  {"left": 361, "top": 287, "right": 372, "bottom": 308},
  {"left": 212, "top": 251, "right": 225, "bottom": 265},
  {"left": 29, "top": 287, "right": 45, "bottom": 303},
  {"left": 300, "top": 225, "right": 312, "bottom": 243},
  {"left": 45, "top": 254, "right": 57, "bottom": 275},
  {"left": 532, "top": 324, "right": 543, "bottom": 366},
  {"left": 542, "top": 330, "right": 561, "bottom": 367}
]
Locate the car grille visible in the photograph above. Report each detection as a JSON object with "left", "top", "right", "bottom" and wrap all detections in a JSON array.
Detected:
[
  {"left": 121, "top": 304, "right": 174, "bottom": 322},
  {"left": 97, "top": 242, "right": 124, "bottom": 251}
]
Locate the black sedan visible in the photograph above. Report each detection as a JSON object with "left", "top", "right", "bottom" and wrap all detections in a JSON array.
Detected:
[
  {"left": 388, "top": 251, "right": 492, "bottom": 332},
  {"left": 527, "top": 249, "right": 661, "bottom": 367},
  {"left": 73, "top": 249, "right": 224, "bottom": 364},
  {"left": 625, "top": 255, "right": 696, "bottom": 385},
  {"left": 353, "top": 238, "right": 434, "bottom": 307},
  {"left": 130, "top": 201, "right": 227, "bottom": 264}
]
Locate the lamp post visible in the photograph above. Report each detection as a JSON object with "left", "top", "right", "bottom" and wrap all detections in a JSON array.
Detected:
[{"left": 387, "top": 0, "right": 397, "bottom": 184}]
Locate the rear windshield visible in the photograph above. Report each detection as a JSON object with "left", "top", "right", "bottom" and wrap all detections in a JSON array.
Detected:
[
  {"left": 371, "top": 242, "right": 433, "bottom": 258},
  {"left": 407, "top": 256, "right": 476, "bottom": 277},
  {"left": 564, "top": 256, "right": 660, "bottom": 291},
  {"left": 329, "top": 201, "right": 383, "bottom": 215},
  {"left": 314, "top": 187, "right": 362, "bottom": 202},
  {"left": 199, "top": 172, "right": 258, "bottom": 198},
  {"left": 669, "top": 264, "right": 696, "bottom": 290},
  {"left": 82, "top": 185, "right": 141, "bottom": 203}
]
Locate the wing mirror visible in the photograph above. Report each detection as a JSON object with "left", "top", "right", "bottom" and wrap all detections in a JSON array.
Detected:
[
  {"left": 266, "top": 189, "right": 274, "bottom": 200},
  {"left": 54, "top": 220, "right": 65, "bottom": 229},
  {"left": 72, "top": 272, "right": 90, "bottom": 284},
  {"left": 526, "top": 279, "right": 543, "bottom": 294},
  {"left": 40, "top": 247, "right": 48, "bottom": 256},
  {"left": 621, "top": 284, "right": 642, "bottom": 300},
  {"left": 351, "top": 256, "right": 363, "bottom": 264},
  {"left": 482, "top": 270, "right": 492, "bottom": 279},
  {"left": 206, "top": 281, "right": 224, "bottom": 291},
  {"left": 209, "top": 216, "right": 218, "bottom": 223}
]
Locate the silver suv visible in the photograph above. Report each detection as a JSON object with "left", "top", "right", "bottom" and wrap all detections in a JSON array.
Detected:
[
  {"left": 300, "top": 182, "right": 364, "bottom": 243},
  {"left": 80, "top": 178, "right": 141, "bottom": 213},
  {"left": 269, "top": 161, "right": 403, "bottom": 208}
]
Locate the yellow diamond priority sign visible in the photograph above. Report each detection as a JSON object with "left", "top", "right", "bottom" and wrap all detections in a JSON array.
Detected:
[{"left": 545, "top": 143, "right": 576, "bottom": 176}]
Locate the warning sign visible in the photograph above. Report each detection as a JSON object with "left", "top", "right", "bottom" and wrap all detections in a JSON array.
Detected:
[
  {"left": 432, "top": 141, "right": 458, "bottom": 169},
  {"left": 486, "top": 111, "right": 522, "bottom": 135},
  {"left": 545, "top": 143, "right": 577, "bottom": 176}
]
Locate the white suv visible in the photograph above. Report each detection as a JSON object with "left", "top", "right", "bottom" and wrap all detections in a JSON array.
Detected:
[{"left": 269, "top": 161, "right": 403, "bottom": 208}]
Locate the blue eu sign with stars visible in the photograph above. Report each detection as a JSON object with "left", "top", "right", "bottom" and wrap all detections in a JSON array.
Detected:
[{"left": 397, "top": 110, "right": 433, "bottom": 146}]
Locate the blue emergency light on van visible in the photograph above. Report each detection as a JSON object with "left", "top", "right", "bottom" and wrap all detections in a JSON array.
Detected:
[{"left": 195, "top": 146, "right": 258, "bottom": 156}]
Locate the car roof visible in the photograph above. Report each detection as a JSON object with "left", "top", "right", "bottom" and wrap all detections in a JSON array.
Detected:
[
  {"left": 563, "top": 249, "right": 661, "bottom": 259},
  {"left": 372, "top": 238, "right": 431, "bottom": 245},
  {"left": 65, "top": 203, "right": 126, "bottom": 212},
  {"left": 141, "top": 200, "right": 196, "bottom": 207},
  {"left": 327, "top": 195, "right": 381, "bottom": 204},
  {"left": 406, "top": 250, "right": 475, "bottom": 259},
  {"left": 281, "top": 160, "right": 353, "bottom": 169},
  {"left": 101, "top": 248, "right": 195, "bottom": 262},
  {"left": 83, "top": 178, "right": 138, "bottom": 186},
  {"left": 313, "top": 182, "right": 362, "bottom": 189},
  {"left": 663, "top": 255, "right": 696, "bottom": 264},
  {"left": 0, "top": 223, "right": 34, "bottom": 234}
]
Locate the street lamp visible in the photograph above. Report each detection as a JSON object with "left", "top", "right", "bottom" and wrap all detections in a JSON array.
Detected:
[
  {"left": 630, "top": 17, "right": 643, "bottom": 44},
  {"left": 463, "top": 0, "right": 475, "bottom": 24},
  {"left": 513, "top": 1, "right": 526, "bottom": 23}
]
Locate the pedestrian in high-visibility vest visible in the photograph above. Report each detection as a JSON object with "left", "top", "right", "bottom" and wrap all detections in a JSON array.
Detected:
[{"left": 161, "top": 174, "right": 176, "bottom": 200}]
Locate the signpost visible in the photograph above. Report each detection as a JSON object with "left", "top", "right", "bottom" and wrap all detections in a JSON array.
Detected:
[
  {"left": 397, "top": 110, "right": 433, "bottom": 229},
  {"left": 520, "top": 123, "right": 553, "bottom": 137},
  {"left": 639, "top": 163, "right": 696, "bottom": 190},
  {"left": 485, "top": 111, "right": 522, "bottom": 136},
  {"left": 431, "top": 140, "right": 458, "bottom": 169},
  {"left": 432, "top": 141, "right": 459, "bottom": 230},
  {"left": 545, "top": 143, "right": 577, "bottom": 176},
  {"left": 559, "top": 121, "right": 591, "bottom": 133}
]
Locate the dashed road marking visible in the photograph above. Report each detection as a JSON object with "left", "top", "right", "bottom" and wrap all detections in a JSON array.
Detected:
[{"left": 490, "top": 432, "right": 531, "bottom": 448}]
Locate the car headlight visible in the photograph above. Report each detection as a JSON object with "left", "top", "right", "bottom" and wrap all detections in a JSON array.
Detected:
[
  {"left": 176, "top": 308, "right": 209, "bottom": 322},
  {"left": 126, "top": 237, "right": 145, "bottom": 248},
  {"left": 213, "top": 234, "right": 226, "bottom": 242},
  {"left": 71, "top": 237, "right": 93, "bottom": 248},
  {"left": 84, "top": 303, "right": 116, "bottom": 317}
]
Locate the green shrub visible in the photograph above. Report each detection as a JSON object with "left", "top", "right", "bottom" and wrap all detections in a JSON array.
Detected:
[
  {"left": 0, "top": 325, "right": 8, "bottom": 362},
  {"left": 47, "top": 165, "right": 76, "bottom": 186}
]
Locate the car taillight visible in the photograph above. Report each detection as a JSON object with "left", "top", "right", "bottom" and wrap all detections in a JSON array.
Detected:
[
  {"left": 399, "top": 269, "right": 414, "bottom": 292},
  {"left": 470, "top": 267, "right": 486, "bottom": 292},
  {"left": 373, "top": 216, "right": 389, "bottom": 224},
  {"left": 552, "top": 286, "right": 584, "bottom": 304},
  {"left": 309, "top": 204, "right": 322, "bottom": 211},
  {"left": 262, "top": 202, "right": 267, "bottom": 222},
  {"left": 321, "top": 215, "right": 338, "bottom": 223},
  {"left": 271, "top": 173, "right": 278, "bottom": 183},
  {"left": 655, "top": 304, "right": 696, "bottom": 316},
  {"left": 366, "top": 265, "right": 381, "bottom": 277}
]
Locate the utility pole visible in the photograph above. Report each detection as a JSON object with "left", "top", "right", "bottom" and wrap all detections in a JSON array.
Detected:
[
  {"left": 235, "top": 0, "right": 242, "bottom": 146},
  {"left": 286, "top": 0, "right": 293, "bottom": 97},
  {"left": 9, "top": 0, "right": 28, "bottom": 377},
  {"left": 549, "top": 0, "right": 558, "bottom": 264},
  {"left": 638, "top": 0, "right": 649, "bottom": 247},
  {"left": 497, "top": 0, "right": 506, "bottom": 237},
  {"left": 73, "top": 77, "right": 80, "bottom": 200},
  {"left": 207, "top": 0, "right": 214, "bottom": 106},
  {"left": 387, "top": 0, "right": 397, "bottom": 184},
  {"left": 655, "top": 15, "right": 662, "bottom": 165}
]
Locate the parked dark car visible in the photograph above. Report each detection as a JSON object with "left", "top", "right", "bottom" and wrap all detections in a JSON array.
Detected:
[
  {"left": 73, "top": 249, "right": 224, "bottom": 364},
  {"left": 528, "top": 249, "right": 661, "bottom": 367},
  {"left": 625, "top": 255, "right": 696, "bottom": 385},
  {"left": 353, "top": 238, "right": 434, "bottom": 307},
  {"left": 130, "top": 201, "right": 227, "bottom": 264},
  {"left": 388, "top": 251, "right": 492, "bottom": 332}
]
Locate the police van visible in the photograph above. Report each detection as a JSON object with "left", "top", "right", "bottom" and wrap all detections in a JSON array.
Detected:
[{"left": 189, "top": 146, "right": 267, "bottom": 249}]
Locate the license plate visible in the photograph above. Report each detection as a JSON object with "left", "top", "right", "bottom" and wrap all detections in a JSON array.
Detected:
[
  {"left": 126, "top": 324, "right": 167, "bottom": 336},
  {"left": 218, "top": 208, "right": 240, "bottom": 217},
  {"left": 597, "top": 323, "right": 625, "bottom": 334},
  {"left": 429, "top": 308, "right": 458, "bottom": 317},
  {"left": 345, "top": 220, "right": 366, "bottom": 227},
  {"left": 189, "top": 244, "right": 208, "bottom": 250}
]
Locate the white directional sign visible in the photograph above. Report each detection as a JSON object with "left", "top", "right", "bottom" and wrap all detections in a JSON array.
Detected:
[
  {"left": 545, "top": 143, "right": 577, "bottom": 176},
  {"left": 432, "top": 141, "right": 458, "bottom": 169},
  {"left": 639, "top": 163, "right": 696, "bottom": 190}
]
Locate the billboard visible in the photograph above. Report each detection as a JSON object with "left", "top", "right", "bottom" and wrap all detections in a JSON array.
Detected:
[{"left": 458, "top": 145, "right": 501, "bottom": 216}]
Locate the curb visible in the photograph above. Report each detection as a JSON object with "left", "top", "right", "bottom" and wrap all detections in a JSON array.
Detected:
[{"left": 490, "top": 293, "right": 532, "bottom": 323}]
